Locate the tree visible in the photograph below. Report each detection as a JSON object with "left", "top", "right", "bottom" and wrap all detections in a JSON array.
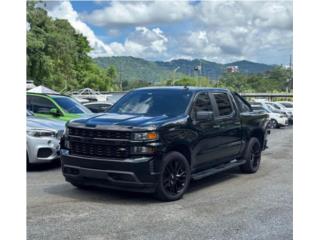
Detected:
[{"left": 27, "top": 2, "right": 118, "bottom": 92}]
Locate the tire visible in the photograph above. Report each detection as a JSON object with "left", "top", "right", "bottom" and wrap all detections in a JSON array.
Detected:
[
  {"left": 270, "top": 119, "right": 279, "bottom": 129},
  {"left": 240, "top": 138, "right": 262, "bottom": 174},
  {"left": 154, "top": 151, "right": 191, "bottom": 201},
  {"left": 26, "top": 152, "right": 31, "bottom": 171}
]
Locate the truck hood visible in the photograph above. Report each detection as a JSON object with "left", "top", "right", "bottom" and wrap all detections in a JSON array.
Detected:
[{"left": 68, "top": 113, "right": 187, "bottom": 130}]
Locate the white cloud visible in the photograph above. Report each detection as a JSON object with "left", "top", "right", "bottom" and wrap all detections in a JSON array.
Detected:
[
  {"left": 174, "top": 0, "right": 293, "bottom": 63},
  {"left": 42, "top": 1, "right": 169, "bottom": 59},
  {"left": 81, "top": 0, "right": 194, "bottom": 27},
  {"left": 108, "top": 26, "right": 168, "bottom": 58},
  {"left": 41, "top": 0, "right": 292, "bottom": 64},
  {"left": 42, "top": 0, "right": 114, "bottom": 57}
]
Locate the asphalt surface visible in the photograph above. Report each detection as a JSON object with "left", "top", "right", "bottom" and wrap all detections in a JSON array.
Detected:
[{"left": 27, "top": 127, "right": 293, "bottom": 240}]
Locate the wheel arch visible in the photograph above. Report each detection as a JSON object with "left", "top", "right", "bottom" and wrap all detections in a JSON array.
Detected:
[
  {"left": 165, "top": 143, "right": 192, "bottom": 166},
  {"left": 249, "top": 128, "right": 265, "bottom": 148}
]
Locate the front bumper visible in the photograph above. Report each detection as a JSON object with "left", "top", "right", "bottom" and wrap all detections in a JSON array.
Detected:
[
  {"left": 27, "top": 136, "right": 60, "bottom": 164},
  {"left": 278, "top": 117, "right": 289, "bottom": 127},
  {"left": 61, "top": 149, "right": 160, "bottom": 193}
]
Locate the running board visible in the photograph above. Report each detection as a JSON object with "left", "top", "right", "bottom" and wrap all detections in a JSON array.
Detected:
[{"left": 191, "top": 159, "right": 246, "bottom": 181}]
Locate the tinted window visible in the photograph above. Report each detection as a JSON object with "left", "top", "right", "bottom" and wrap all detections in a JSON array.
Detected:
[
  {"left": 213, "top": 93, "right": 233, "bottom": 116},
  {"left": 30, "top": 96, "right": 56, "bottom": 114},
  {"left": 109, "top": 90, "right": 192, "bottom": 117},
  {"left": 233, "top": 93, "right": 251, "bottom": 112},
  {"left": 193, "top": 93, "right": 212, "bottom": 111},
  {"left": 51, "top": 96, "right": 91, "bottom": 114}
]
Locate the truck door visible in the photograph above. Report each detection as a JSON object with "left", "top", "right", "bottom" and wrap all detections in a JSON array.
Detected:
[
  {"left": 190, "top": 92, "right": 224, "bottom": 170},
  {"left": 209, "top": 92, "right": 242, "bottom": 163}
]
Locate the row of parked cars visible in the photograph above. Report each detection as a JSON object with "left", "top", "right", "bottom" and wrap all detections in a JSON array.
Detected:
[
  {"left": 26, "top": 90, "right": 293, "bottom": 167},
  {"left": 26, "top": 88, "right": 293, "bottom": 201},
  {"left": 250, "top": 100, "right": 293, "bottom": 128}
]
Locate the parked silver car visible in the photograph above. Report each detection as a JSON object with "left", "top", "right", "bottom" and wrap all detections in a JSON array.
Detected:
[{"left": 27, "top": 111, "right": 65, "bottom": 165}]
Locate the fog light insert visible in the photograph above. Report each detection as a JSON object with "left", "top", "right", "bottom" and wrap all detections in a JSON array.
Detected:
[
  {"left": 37, "top": 148, "right": 53, "bottom": 158},
  {"left": 132, "top": 146, "right": 155, "bottom": 154}
]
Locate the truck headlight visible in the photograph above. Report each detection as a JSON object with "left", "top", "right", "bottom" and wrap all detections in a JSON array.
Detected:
[
  {"left": 27, "top": 129, "right": 57, "bottom": 138},
  {"left": 133, "top": 132, "right": 159, "bottom": 141}
]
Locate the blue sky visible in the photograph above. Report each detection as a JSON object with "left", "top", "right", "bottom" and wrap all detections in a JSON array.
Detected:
[{"left": 43, "top": 0, "right": 293, "bottom": 65}]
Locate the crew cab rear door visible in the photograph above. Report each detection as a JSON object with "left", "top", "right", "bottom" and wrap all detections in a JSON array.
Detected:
[{"left": 209, "top": 92, "right": 242, "bottom": 162}]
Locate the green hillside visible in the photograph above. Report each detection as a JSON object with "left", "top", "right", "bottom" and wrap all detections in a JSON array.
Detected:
[
  {"left": 94, "top": 56, "right": 175, "bottom": 83},
  {"left": 95, "top": 57, "right": 276, "bottom": 83}
]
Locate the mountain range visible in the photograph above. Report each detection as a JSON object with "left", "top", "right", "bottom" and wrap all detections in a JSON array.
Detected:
[{"left": 94, "top": 56, "right": 276, "bottom": 83}]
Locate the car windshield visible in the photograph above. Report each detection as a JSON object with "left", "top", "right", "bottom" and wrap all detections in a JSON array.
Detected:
[
  {"left": 279, "top": 102, "right": 293, "bottom": 108},
  {"left": 268, "top": 103, "right": 281, "bottom": 109},
  {"left": 51, "top": 96, "right": 91, "bottom": 114},
  {"left": 109, "top": 90, "right": 193, "bottom": 117}
]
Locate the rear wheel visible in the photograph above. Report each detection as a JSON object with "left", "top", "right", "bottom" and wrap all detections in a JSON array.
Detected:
[
  {"left": 26, "top": 152, "right": 31, "bottom": 171},
  {"left": 240, "top": 138, "right": 262, "bottom": 173},
  {"left": 155, "top": 151, "right": 191, "bottom": 201}
]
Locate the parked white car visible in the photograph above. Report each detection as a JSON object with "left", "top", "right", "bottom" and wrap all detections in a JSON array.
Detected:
[
  {"left": 250, "top": 103, "right": 289, "bottom": 128},
  {"left": 266, "top": 102, "right": 293, "bottom": 123},
  {"left": 27, "top": 111, "right": 65, "bottom": 166}
]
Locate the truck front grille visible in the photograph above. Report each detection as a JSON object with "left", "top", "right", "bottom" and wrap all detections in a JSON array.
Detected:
[
  {"left": 68, "top": 127, "right": 131, "bottom": 140},
  {"left": 69, "top": 141, "right": 130, "bottom": 159}
]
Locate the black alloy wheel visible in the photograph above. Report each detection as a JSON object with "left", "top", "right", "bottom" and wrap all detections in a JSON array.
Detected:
[
  {"left": 250, "top": 142, "right": 261, "bottom": 170},
  {"left": 155, "top": 151, "right": 190, "bottom": 201},
  {"left": 163, "top": 159, "right": 187, "bottom": 195},
  {"left": 240, "top": 137, "right": 262, "bottom": 173}
]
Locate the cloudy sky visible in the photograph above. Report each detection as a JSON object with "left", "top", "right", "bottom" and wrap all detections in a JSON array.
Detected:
[{"left": 42, "top": 0, "right": 292, "bottom": 64}]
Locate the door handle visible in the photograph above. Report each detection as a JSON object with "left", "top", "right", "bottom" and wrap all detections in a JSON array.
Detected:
[{"left": 213, "top": 124, "right": 221, "bottom": 129}]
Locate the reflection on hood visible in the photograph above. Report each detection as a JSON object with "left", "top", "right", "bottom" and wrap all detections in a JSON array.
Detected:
[{"left": 27, "top": 116, "right": 66, "bottom": 131}]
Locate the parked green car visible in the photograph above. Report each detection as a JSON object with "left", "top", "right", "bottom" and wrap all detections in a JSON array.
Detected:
[{"left": 27, "top": 93, "right": 92, "bottom": 121}]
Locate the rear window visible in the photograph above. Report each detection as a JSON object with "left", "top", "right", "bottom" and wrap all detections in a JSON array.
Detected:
[{"left": 212, "top": 93, "right": 233, "bottom": 116}]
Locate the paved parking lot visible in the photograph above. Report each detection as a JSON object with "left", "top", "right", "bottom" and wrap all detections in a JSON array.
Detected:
[{"left": 27, "top": 127, "right": 292, "bottom": 240}]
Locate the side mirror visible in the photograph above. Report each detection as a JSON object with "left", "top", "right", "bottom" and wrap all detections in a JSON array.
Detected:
[
  {"left": 49, "top": 108, "right": 61, "bottom": 116},
  {"left": 196, "top": 111, "right": 213, "bottom": 121}
]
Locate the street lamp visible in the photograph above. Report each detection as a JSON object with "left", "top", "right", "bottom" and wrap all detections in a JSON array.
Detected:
[{"left": 172, "top": 66, "right": 180, "bottom": 86}]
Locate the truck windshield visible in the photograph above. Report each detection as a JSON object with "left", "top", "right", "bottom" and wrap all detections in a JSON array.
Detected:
[
  {"left": 51, "top": 96, "right": 91, "bottom": 114},
  {"left": 109, "top": 90, "right": 193, "bottom": 116}
]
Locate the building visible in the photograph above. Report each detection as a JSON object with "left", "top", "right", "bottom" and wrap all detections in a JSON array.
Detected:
[{"left": 225, "top": 66, "right": 239, "bottom": 73}]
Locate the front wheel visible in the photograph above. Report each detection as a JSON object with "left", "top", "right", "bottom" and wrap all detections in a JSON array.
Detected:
[
  {"left": 269, "top": 119, "right": 279, "bottom": 129},
  {"left": 240, "top": 138, "right": 262, "bottom": 173},
  {"left": 154, "top": 151, "right": 191, "bottom": 201}
]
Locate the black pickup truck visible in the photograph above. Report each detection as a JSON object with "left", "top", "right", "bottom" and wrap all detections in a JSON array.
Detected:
[{"left": 61, "top": 87, "right": 269, "bottom": 201}]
